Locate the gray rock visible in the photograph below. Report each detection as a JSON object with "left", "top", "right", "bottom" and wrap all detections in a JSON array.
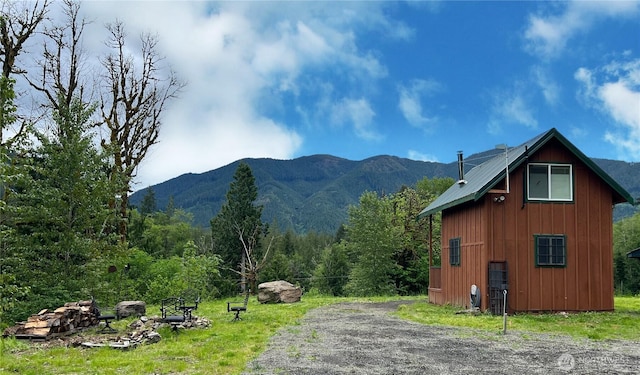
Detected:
[
  {"left": 257, "top": 280, "right": 302, "bottom": 304},
  {"left": 144, "top": 331, "right": 162, "bottom": 344},
  {"left": 116, "top": 300, "right": 146, "bottom": 318}
]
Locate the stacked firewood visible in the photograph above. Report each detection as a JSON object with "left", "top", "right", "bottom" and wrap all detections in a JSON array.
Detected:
[{"left": 3, "top": 300, "right": 99, "bottom": 340}]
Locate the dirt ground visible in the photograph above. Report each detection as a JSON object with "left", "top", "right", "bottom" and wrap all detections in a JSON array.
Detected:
[{"left": 244, "top": 301, "right": 640, "bottom": 374}]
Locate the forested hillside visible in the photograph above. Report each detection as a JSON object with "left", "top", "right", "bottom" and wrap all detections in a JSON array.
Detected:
[{"left": 131, "top": 154, "right": 640, "bottom": 233}]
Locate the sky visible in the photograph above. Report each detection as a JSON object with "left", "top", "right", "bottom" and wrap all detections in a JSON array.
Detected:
[{"left": 48, "top": 1, "right": 640, "bottom": 189}]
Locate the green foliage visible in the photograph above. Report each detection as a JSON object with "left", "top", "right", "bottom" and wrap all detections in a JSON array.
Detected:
[
  {"left": 211, "top": 162, "right": 264, "bottom": 295},
  {"left": 256, "top": 225, "right": 334, "bottom": 293},
  {"left": 312, "top": 242, "right": 350, "bottom": 296},
  {"left": 140, "top": 186, "right": 157, "bottom": 215},
  {"left": 334, "top": 177, "right": 452, "bottom": 297},
  {"left": 613, "top": 211, "right": 640, "bottom": 295},
  {"left": 259, "top": 250, "right": 293, "bottom": 283},
  {"left": 416, "top": 176, "right": 455, "bottom": 200},
  {"left": 84, "top": 243, "right": 221, "bottom": 306},
  {"left": 133, "top": 242, "right": 221, "bottom": 303},
  {"left": 288, "top": 231, "right": 332, "bottom": 290},
  {"left": 1, "top": 94, "right": 119, "bottom": 323},
  {"left": 0, "top": 77, "right": 29, "bottom": 327},
  {"left": 0, "top": 273, "right": 29, "bottom": 328},
  {"left": 179, "top": 240, "right": 221, "bottom": 297},
  {"left": 0, "top": 76, "right": 17, "bottom": 139},
  {"left": 128, "top": 208, "right": 197, "bottom": 258},
  {"left": 345, "top": 191, "right": 402, "bottom": 296}
]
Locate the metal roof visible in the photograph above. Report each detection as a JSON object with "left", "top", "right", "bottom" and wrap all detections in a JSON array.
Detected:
[{"left": 417, "top": 128, "right": 634, "bottom": 219}]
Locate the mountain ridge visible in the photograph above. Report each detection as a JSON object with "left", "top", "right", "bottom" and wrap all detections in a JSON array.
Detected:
[{"left": 130, "top": 153, "right": 640, "bottom": 233}]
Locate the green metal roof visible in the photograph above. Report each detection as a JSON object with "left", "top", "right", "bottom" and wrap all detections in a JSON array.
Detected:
[{"left": 417, "top": 128, "right": 634, "bottom": 219}]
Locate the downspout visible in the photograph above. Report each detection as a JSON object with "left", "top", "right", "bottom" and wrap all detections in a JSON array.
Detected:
[{"left": 522, "top": 146, "right": 529, "bottom": 209}]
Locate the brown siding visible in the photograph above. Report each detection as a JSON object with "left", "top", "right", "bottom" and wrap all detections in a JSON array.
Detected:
[
  {"left": 436, "top": 138, "right": 616, "bottom": 312},
  {"left": 497, "top": 140, "right": 614, "bottom": 312},
  {"left": 440, "top": 201, "right": 487, "bottom": 309}
]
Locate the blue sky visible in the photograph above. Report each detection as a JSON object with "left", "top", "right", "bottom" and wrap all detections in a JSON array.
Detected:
[{"left": 68, "top": 1, "right": 640, "bottom": 188}]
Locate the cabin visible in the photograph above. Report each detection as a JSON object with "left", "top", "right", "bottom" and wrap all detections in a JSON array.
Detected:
[{"left": 418, "top": 128, "right": 634, "bottom": 313}]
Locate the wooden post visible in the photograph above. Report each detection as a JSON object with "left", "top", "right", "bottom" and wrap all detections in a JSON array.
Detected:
[{"left": 429, "top": 214, "right": 433, "bottom": 267}]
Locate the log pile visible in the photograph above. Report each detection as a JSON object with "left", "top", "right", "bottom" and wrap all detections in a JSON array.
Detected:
[{"left": 3, "top": 300, "right": 99, "bottom": 340}]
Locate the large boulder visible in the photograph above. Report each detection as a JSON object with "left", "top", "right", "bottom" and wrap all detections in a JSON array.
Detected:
[
  {"left": 116, "top": 300, "right": 146, "bottom": 318},
  {"left": 258, "top": 281, "right": 302, "bottom": 304}
]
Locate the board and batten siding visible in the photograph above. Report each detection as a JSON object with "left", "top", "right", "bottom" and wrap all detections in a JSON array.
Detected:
[
  {"left": 487, "top": 140, "right": 615, "bottom": 312},
  {"left": 440, "top": 201, "right": 488, "bottom": 309},
  {"left": 440, "top": 138, "right": 616, "bottom": 312}
]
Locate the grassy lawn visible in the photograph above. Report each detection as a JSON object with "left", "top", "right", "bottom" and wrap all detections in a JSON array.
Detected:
[
  {"left": 1, "top": 296, "right": 639, "bottom": 374},
  {"left": 396, "top": 296, "right": 640, "bottom": 340},
  {"left": 0, "top": 296, "right": 408, "bottom": 375}
]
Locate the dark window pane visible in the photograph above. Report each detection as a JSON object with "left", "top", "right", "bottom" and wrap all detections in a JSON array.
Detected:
[
  {"left": 449, "top": 238, "right": 460, "bottom": 266},
  {"left": 529, "top": 165, "right": 549, "bottom": 199},
  {"left": 536, "top": 235, "right": 565, "bottom": 267}
]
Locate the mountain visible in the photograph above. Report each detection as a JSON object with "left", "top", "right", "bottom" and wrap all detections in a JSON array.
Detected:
[{"left": 130, "top": 154, "right": 640, "bottom": 233}]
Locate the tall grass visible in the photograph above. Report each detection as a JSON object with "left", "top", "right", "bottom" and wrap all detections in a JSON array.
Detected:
[{"left": 2, "top": 296, "right": 639, "bottom": 374}]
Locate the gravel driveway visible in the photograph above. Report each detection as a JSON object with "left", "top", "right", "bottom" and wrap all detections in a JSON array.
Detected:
[{"left": 244, "top": 301, "right": 640, "bottom": 374}]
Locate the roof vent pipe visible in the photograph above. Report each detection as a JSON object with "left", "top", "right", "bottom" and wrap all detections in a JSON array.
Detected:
[{"left": 457, "top": 151, "right": 467, "bottom": 185}]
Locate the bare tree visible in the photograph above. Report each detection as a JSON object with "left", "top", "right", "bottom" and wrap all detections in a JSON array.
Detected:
[
  {"left": 234, "top": 223, "right": 275, "bottom": 297},
  {"left": 100, "top": 21, "right": 183, "bottom": 241},
  {"left": 24, "top": 0, "right": 91, "bottom": 142},
  {"left": 0, "top": 0, "right": 49, "bottom": 145},
  {"left": 26, "top": 0, "right": 86, "bottom": 112}
]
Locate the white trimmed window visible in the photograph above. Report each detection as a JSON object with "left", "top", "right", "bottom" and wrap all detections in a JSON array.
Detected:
[{"left": 527, "top": 163, "right": 573, "bottom": 201}]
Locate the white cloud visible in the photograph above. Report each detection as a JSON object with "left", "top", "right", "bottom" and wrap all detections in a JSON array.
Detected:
[
  {"left": 70, "top": 1, "right": 397, "bottom": 187},
  {"left": 531, "top": 66, "right": 560, "bottom": 106},
  {"left": 487, "top": 86, "right": 538, "bottom": 134},
  {"left": 524, "top": 0, "right": 640, "bottom": 59},
  {"left": 137, "top": 110, "right": 302, "bottom": 189},
  {"left": 397, "top": 79, "right": 440, "bottom": 129},
  {"left": 331, "top": 98, "right": 380, "bottom": 141},
  {"left": 407, "top": 150, "right": 438, "bottom": 163},
  {"left": 575, "top": 58, "right": 640, "bottom": 160},
  {"left": 574, "top": 67, "right": 596, "bottom": 102},
  {"left": 601, "top": 81, "right": 640, "bottom": 128},
  {"left": 570, "top": 126, "right": 589, "bottom": 139}
]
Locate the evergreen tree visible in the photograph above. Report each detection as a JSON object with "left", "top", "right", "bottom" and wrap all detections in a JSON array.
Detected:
[
  {"left": 211, "top": 162, "right": 263, "bottom": 294},
  {"left": 334, "top": 224, "right": 347, "bottom": 243},
  {"left": 313, "top": 242, "right": 349, "bottom": 296},
  {"left": 128, "top": 187, "right": 156, "bottom": 245},
  {"left": 613, "top": 212, "right": 640, "bottom": 295},
  {"left": 140, "top": 187, "right": 157, "bottom": 215},
  {"left": 4, "top": 94, "right": 116, "bottom": 320},
  {"left": 290, "top": 230, "right": 332, "bottom": 291},
  {"left": 0, "top": 76, "right": 30, "bottom": 325},
  {"left": 165, "top": 196, "right": 175, "bottom": 220},
  {"left": 259, "top": 250, "right": 293, "bottom": 284},
  {"left": 258, "top": 225, "right": 293, "bottom": 283},
  {"left": 614, "top": 251, "right": 628, "bottom": 293}
]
